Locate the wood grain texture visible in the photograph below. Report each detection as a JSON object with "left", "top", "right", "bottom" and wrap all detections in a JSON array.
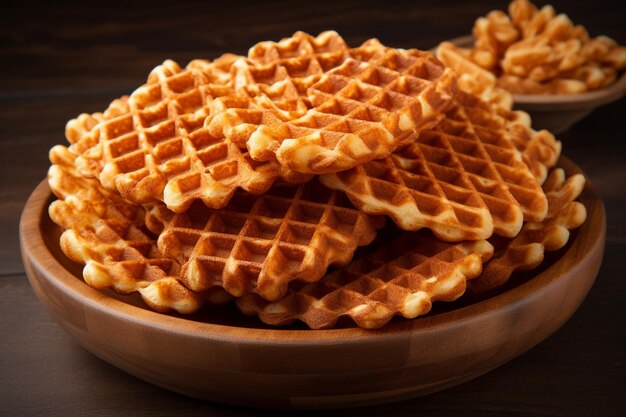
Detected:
[{"left": 2, "top": 0, "right": 626, "bottom": 415}]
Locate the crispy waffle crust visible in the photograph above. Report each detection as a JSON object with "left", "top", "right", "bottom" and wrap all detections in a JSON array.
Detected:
[
  {"left": 320, "top": 89, "right": 553, "bottom": 241},
  {"left": 470, "top": 168, "right": 587, "bottom": 292},
  {"left": 232, "top": 31, "right": 355, "bottom": 117},
  {"left": 209, "top": 31, "right": 458, "bottom": 174},
  {"left": 240, "top": 49, "right": 458, "bottom": 173},
  {"left": 236, "top": 234, "right": 493, "bottom": 329},
  {"left": 436, "top": 42, "right": 562, "bottom": 184},
  {"left": 47, "top": 145, "right": 204, "bottom": 313},
  {"left": 144, "top": 180, "right": 384, "bottom": 301},
  {"left": 67, "top": 55, "right": 312, "bottom": 212},
  {"left": 436, "top": 41, "right": 513, "bottom": 110},
  {"left": 206, "top": 31, "right": 378, "bottom": 148}
]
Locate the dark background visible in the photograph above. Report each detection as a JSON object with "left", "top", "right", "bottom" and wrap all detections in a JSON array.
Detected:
[{"left": 1, "top": 1, "right": 625, "bottom": 416}]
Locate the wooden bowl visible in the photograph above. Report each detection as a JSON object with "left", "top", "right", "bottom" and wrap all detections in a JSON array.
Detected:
[
  {"left": 441, "top": 35, "right": 626, "bottom": 134},
  {"left": 20, "top": 157, "right": 605, "bottom": 410}
]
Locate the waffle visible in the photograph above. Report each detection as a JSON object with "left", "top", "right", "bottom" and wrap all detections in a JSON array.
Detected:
[
  {"left": 233, "top": 31, "right": 355, "bottom": 117},
  {"left": 320, "top": 89, "right": 549, "bottom": 242},
  {"left": 66, "top": 97, "right": 130, "bottom": 155},
  {"left": 470, "top": 168, "right": 587, "bottom": 292},
  {"left": 70, "top": 56, "right": 235, "bottom": 176},
  {"left": 206, "top": 36, "right": 384, "bottom": 164},
  {"left": 236, "top": 233, "right": 494, "bottom": 329},
  {"left": 436, "top": 41, "right": 513, "bottom": 110},
  {"left": 47, "top": 145, "right": 204, "bottom": 313},
  {"left": 249, "top": 49, "right": 458, "bottom": 173},
  {"left": 248, "top": 31, "right": 348, "bottom": 63},
  {"left": 214, "top": 31, "right": 388, "bottom": 145},
  {"left": 144, "top": 179, "right": 384, "bottom": 301},
  {"left": 48, "top": 29, "right": 584, "bottom": 330},
  {"left": 506, "top": 116, "right": 561, "bottom": 184},
  {"left": 208, "top": 46, "right": 458, "bottom": 174},
  {"left": 452, "top": 0, "right": 626, "bottom": 94},
  {"left": 436, "top": 41, "right": 562, "bottom": 184},
  {"left": 68, "top": 55, "right": 314, "bottom": 212}
]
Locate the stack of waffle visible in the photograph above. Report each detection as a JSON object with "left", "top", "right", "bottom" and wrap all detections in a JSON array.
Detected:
[{"left": 48, "top": 31, "right": 587, "bottom": 329}]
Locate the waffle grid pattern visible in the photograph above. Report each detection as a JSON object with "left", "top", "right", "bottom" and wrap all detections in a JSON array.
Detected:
[
  {"left": 72, "top": 58, "right": 313, "bottom": 212},
  {"left": 320, "top": 90, "right": 547, "bottom": 241},
  {"left": 436, "top": 41, "right": 562, "bottom": 184},
  {"left": 235, "top": 31, "right": 352, "bottom": 114},
  {"left": 48, "top": 146, "right": 201, "bottom": 313},
  {"left": 148, "top": 180, "right": 383, "bottom": 301},
  {"left": 470, "top": 168, "right": 587, "bottom": 292},
  {"left": 246, "top": 49, "right": 457, "bottom": 173},
  {"left": 236, "top": 234, "right": 493, "bottom": 329}
]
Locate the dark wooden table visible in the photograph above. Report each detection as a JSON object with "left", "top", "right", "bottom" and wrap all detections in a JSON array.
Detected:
[{"left": 2, "top": 1, "right": 625, "bottom": 415}]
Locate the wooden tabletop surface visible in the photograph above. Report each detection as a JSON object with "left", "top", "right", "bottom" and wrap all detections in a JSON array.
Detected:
[{"left": 2, "top": 1, "right": 625, "bottom": 415}]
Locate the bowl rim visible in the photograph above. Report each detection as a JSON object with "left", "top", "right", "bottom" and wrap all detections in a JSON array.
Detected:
[
  {"left": 439, "top": 34, "right": 626, "bottom": 107},
  {"left": 20, "top": 157, "right": 605, "bottom": 346}
]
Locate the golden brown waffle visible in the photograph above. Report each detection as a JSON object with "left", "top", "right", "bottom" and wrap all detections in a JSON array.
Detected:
[
  {"left": 63, "top": 33, "right": 455, "bottom": 210},
  {"left": 222, "top": 31, "right": 388, "bottom": 139},
  {"left": 436, "top": 41, "right": 513, "bottom": 110},
  {"left": 144, "top": 179, "right": 384, "bottom": 301},
  {"left": 47, "top": 145, "right": 203, "bottom": 313},
  {"left": 205, "top": 34, "right": 389, "bottom": 158},
  {"left": 236, "top": 233, "right": 493, "bottom": 329},
  {"left": 65, "top": 97, "right": 130, "bottom": 154},
  {"left": 208, "top": 45, "right": 458, "bottom": 175},
  {"left": 470, "top": 167, "right": 587, "bottom": 292},
  {"left": 68, "top": 56, "right": 314, "bottom": 212},
  {"left": 437, "top": 42, "right": 561, "bottom": 184},
  {"left": 233, "top": 31, "right": 354, "bottom": 117},
  {"left": 451, "top": 0, "right": 626, "bottom": 94},
  {"left": 320, "top": 89, "right": 548, "bottom": 241},
  {"left": 70, "top": 56, "right": 236, "bottom": 174},
  {"left": 243, "top": 49, "right": 458, "bottom": 174},
  {"left": 247, "top": 30, "right": 352, "bottom": 65},
  {"left": 208, "top": 35, "right": 392, "bottom": 151},
  {"left": 436, "top": 42, "right": 562, "bottom": 184},
  {"left": 506, "top": 117, "right": 561, "bottom": 184}
]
